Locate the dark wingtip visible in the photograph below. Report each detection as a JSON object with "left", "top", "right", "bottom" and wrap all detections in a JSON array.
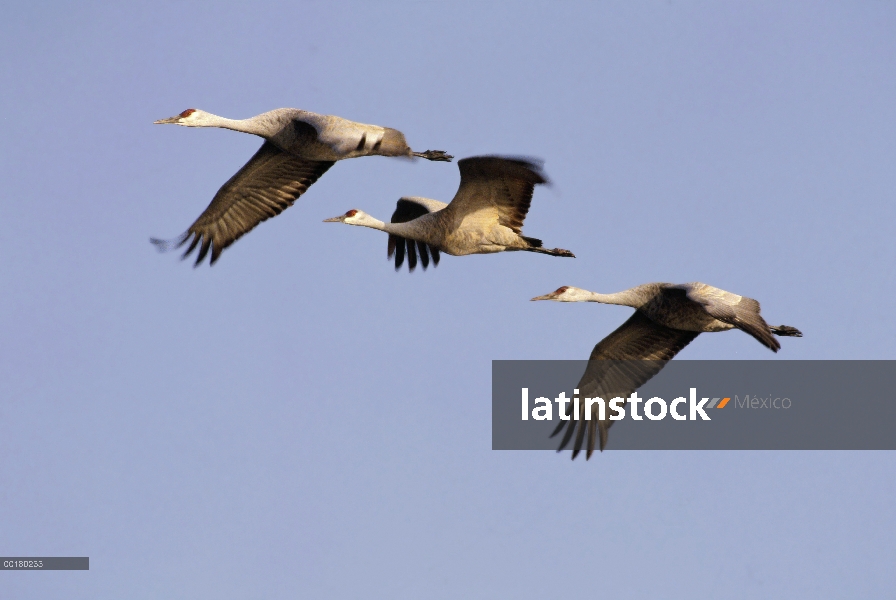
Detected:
[
  {"left": 393, "top": 237, "right": 406, "bottom": 271},
  {"left": 549, "top": 420, "right": 565, "bottom": 439},
  {"left": 152, "top": 232, "right": 215, "bottom": 268},
  {"left": 416, "top": 241, "right": 430, "bottom": 271},
  {"left": 149, "top": 237, "right": 170, "bottom": 252},
  {"left": 387, "top": 235, "right": 397, "bottom": 259},
  {"left": 210, "top": 246, "right": 223, "bottom": 266},
  {"left": 150, "top": 232, "right": 190, "bottom": 253},
  {"left": 763, "top": 334, "right": 782, "bottom": 353},
  {"left": 459, "top": 155, "right": 548, "bottom": 184},
  {"left": 405, "top": 238, "right": 418, "bottom": 272}
]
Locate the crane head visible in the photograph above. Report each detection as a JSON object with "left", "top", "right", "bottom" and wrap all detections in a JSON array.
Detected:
[
  {"left": 531, "top": 286, "right": 587, "bottom": 302},
  {"left": 323, "top": 209, "right": 369, "bottom": 225},
  {"left": 153, "top": 108, "right": 202, "bottom": 125}
]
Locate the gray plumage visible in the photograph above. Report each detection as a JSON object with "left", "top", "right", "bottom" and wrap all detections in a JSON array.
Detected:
[
  {"left": 323, "top": 156, "right": 575, "bottom": 271},
  {"left": 151, "top": 108, "right": 452, "bottom": 266},
  {"left": 530, "top": 282, "right": 803, "bottom": 458}
]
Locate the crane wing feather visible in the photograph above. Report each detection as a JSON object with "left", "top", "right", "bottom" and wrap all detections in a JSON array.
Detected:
[
  {"left": 551, "top": 311, "right": 699, "bottom": 458},
  {"left": 448, "top": 156, "right": 547, "bottom": 234},
  {"left": 387, "top": 197, "right": 444, "bottom": 272},
  {"left": 683, "top": 288, "right": 780, "bottom": 351},
  {"left": 151, "top": 141, "right": 334, "bottom": 266}
]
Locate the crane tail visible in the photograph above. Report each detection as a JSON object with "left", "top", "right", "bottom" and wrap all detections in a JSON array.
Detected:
[{"left": 521, "top": 235, "right": 543, "bottom": 248}]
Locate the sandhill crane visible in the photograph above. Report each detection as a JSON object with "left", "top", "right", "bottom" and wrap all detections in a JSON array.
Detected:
[
  {"left": 151, "top": 108, "right": 452, "bottom": 266},
  {"left": 531, "top": 282, "right": 803, "bottom": 458},
  {"left": 323, "top": 156, "right": 575, "bottom": 271}
]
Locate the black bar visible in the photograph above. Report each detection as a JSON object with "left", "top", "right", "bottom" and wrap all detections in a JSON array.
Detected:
[{"left": 1, "top": 558, "right": 88, "bottom": 570}]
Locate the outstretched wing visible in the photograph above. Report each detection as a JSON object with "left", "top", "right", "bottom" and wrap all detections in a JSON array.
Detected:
[
  {"left": 387, "top": 197, "right": 446, "bottom": 272},
  {"left": 446, "top": 156, "right": 548, "bottom": 233},
  {"left": 681, "top": 284, "right": 780, "bottom": 351},
  {"left": 152, "top": 141, "right": 334, "bottom": 266},
  {"left": 552, "top": 311, "right": 699, "bottom": 459}
]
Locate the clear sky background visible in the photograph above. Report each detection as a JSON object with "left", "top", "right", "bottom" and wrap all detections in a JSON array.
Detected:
[{"left": 1, "top": 1, "right": 894, "bottom": 598}]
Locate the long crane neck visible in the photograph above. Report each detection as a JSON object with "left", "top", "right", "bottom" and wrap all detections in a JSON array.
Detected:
[
  {"left": 354, "top": 214, "right": 389, "bottom": 231},
  {"left": 200, "top": 113, "right": 275, "bottom": 137},
  {"left": 580, "top": 288, "right": 650, "bottom": 308},
  {"left": 354, "top": 215, "right": 417, "bottom": 237},
  {"left": 189, "top": 109, "right": 299, "bottom": 138}
]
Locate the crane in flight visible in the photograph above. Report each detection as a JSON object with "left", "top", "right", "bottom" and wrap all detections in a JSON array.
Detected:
[
  {"left": 323, "top": 156, "right": 574, "bottom": 271},
  {"left": 531, "top": 282, "right": 802, "bottom": 458},
  {"left": 151, "top": 107, "right": 452, "bottom": 266}
]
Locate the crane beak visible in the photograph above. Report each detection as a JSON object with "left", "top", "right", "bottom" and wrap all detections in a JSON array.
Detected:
[
  {"left": 153, "top": 115, "right": 181, "bottom": 124},
  {"left": 322, "top": 215, "right": 345, "bottom": 223},
  {"left": 530, "top": 293, "right": 555, "bottom": 301}
]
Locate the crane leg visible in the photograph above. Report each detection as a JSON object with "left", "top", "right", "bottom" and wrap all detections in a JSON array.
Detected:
[{"left": 412, "top": 150, "right": 454, "bottom": 162}]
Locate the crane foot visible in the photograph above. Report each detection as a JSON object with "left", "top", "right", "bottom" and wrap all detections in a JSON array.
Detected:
[
  {"left": 413, "top": 150, "right": 453, "bottom": 162},
  {"left": 771, "top": 325, "right": 803, "bottom": 337}
]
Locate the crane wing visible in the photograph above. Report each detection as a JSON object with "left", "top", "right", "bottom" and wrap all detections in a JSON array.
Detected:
[
  {"left": 446, "top": 156, "right": 547, "bottom": 233},
  {"left": 151, "top": 141, "right": 334, "bottom": 266},
  {"left": 387, "top": 197, "right": 446, "bottom": 272},
  {"left": 551, "top": 311, "right": 699, "bottom": 458},
  {"left": 682, "top": 286, "right": 780, "bottom": 351}
]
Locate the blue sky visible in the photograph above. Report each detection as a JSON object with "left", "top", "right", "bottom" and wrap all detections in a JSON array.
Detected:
[{"left": 1, "top": 1, "right": 894, "bottom": 598}]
